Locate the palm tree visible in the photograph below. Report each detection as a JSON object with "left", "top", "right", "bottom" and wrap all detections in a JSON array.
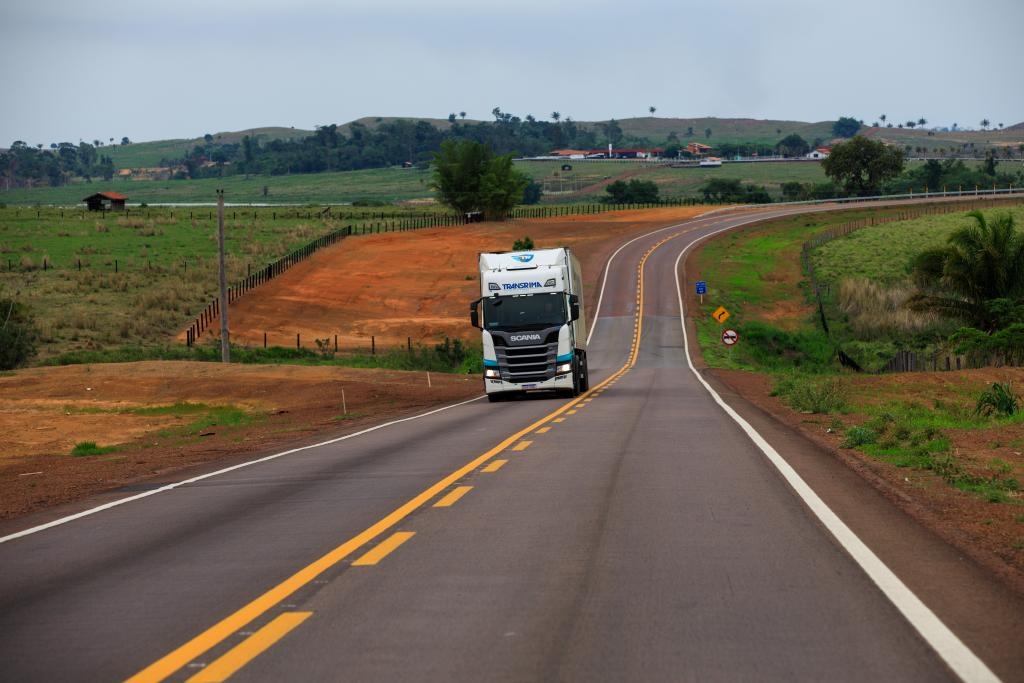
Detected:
[
  {"left": 980, "top": 118, "right": 990, "bottom": 130},
  {"left": 918, "top": 117, "right": 927, "bottom": 128},
  {"left": 551, "top": 111, "right": 561, "bottom": 123},
  {"left": 649, "top": 106, "right": 656, "bottom": 117},
  {"left": 880, "top": 114, "right": 887, "bottom": 125},
  {"left": 909, "top": 211, "right": 1024, "bottom": 331}
]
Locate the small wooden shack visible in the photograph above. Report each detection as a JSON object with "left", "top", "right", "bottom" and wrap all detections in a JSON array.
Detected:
[{"left": 83, "top": 191, "right": 128, "bottom": 211}]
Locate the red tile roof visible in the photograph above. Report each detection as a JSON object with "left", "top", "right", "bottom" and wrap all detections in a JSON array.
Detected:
[{"left": 83, "top": 191, "right": 129, "bottom": 201}]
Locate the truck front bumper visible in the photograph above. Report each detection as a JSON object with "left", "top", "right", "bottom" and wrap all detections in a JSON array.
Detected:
[{"left": 484, "top": 372, "right": 573, "bottom": 396}]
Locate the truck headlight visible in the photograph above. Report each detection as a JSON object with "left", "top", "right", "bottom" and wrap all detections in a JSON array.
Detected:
[
  {"left": 484, "top": 368, "right": 501, "bottom": 379},
  {"left": 556, "top": 362, "right": 572, "bottom": 374}
]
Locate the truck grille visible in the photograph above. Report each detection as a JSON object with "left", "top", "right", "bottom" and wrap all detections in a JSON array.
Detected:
[{"left": 496, "top": 341, "right": 558, "bottom": 383}]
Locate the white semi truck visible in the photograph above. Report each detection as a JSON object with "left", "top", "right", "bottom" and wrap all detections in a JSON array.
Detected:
[{"left": 470, "top": 247, "right": 589, "bottom": 401}]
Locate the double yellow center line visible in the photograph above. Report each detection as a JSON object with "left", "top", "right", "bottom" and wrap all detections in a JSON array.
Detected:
[{"left": 126, "top": 231, "right": 677, "bottom": 682}]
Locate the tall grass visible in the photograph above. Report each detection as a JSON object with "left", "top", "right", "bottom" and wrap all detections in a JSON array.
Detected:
[{"left": 837, "top": 277, "right": 940, "bottom": 338}]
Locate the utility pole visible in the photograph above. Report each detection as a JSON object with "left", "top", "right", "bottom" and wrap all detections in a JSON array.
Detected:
[{"left": 217, "top": 189, "right": 230, "bottom": 362}]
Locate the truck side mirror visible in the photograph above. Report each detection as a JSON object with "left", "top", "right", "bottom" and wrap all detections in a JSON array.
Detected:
[
  {"left": 569, "top": 294, "right": 580, "bottom": 321},
  {"left": 470, "top": 299, "right": 481, "bottom": 328}
]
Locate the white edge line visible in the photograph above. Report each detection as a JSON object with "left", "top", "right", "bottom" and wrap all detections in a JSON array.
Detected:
[
  {"left": 670, "top": 229, "right": 1000, "bottom": 683},
  {"left": 0, "top": 396, "right": 484, "bottom": 545},
  {"left": 587, "top": 207, "right": 733, "bottom": 347}
]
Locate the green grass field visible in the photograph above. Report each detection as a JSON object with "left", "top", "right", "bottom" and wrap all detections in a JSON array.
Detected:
[
  {"left": 692, "top": 202, "right": 1024, "bottom": 372},
  {"left": 0, "top": 166, "right": 437, "bottom": 206},
  {"left": 0, "top": 207, "right": 353, "bottom": 357},
  {"left": 0, "top": 154, "right": 1009, "bottom": 207}
]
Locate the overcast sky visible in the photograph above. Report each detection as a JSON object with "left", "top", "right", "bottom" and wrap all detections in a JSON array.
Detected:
[{"left": 2, "top": 0, "right": 1022, "bottom": 146}]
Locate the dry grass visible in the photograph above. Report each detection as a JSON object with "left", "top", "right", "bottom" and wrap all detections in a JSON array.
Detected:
[{"left": 838, "top": 277, "right": 939, "bottom": 338}]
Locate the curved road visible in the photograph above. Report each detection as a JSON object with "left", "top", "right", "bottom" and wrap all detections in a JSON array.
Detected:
[{"left": 1, "top": 203, "right": 1022, "bottom": 682}]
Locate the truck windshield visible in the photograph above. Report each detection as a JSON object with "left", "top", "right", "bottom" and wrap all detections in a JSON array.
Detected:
[{"left": 482, "top": 293, "right": 567, "bottom": 331}]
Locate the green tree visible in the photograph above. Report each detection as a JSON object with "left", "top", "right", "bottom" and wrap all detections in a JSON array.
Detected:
[
  {"left": 921, "top": 159, "right": 943, "bottom": 189},
  {"left": 983, "top": 151, "right": 998, "bottom": 176},
  {"left": 775, "top": 133, "right": 810, "bottom": 157},
  {"left": 521, "top": 180, "right": 543, "bottom": 205},
  {"left": 908, "top": 211, "right": 1024, "bottom": 332},
  {"left": 831, "top": 116, "right": 861, "bottom": 138},
  {"left": 429, "top": 140, "right": 529, "bottom": 220},
  {"left": 602, "top": 119, "right": 623, "bottom": 146},
  {"left": 604, "top": 179, "right": 660, "bottom": 204},
  {"left": 0, "top": 297, "right": 39, "bottom": 370},
  {"left": 821, "top": 136, "right": 904, "bottom": 196}
]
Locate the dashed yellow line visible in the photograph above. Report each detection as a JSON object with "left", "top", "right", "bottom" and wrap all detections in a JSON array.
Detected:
[
  {"left": 512, "top": 440, "right": 532, "bottom": 451},
  {"left": 185, "top": 612, "right": 311, "bottom": 683},
  {"left": 433, "top": 486, "right": 472, "bottom": 508},
  {"left": 127, "top": 227, "right": 681, "bottom": 683},
  {"left": 536, "top": 427, "right": 551, "bottom": 434},
  {"left": 352, "top": 531, "right": 416, "bottom": 566}
]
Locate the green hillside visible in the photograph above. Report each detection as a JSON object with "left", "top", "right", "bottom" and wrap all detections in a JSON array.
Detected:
[{"left": 103, "top": 127, "right": 315, "bottom": 168}]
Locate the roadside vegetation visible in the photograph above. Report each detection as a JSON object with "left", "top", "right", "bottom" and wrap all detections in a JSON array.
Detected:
[
  {"left": 67, "top": 401, "right": 259, "bottom": 458},
  {"left": 0, "top": 205, "right": 474, "bottom": 367},
  {"left": 693, "top": 201, "right": 1024, "bottom": 517}
]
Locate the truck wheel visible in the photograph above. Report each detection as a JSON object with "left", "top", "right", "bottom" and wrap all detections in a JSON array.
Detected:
[{"left": 488, "top": 393, "right": 506, "bottom": 403}]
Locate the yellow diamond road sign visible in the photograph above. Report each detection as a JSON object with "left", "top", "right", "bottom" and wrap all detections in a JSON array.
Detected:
[{"left": 712, "top": 306, "right": 730, "bottom": 324}]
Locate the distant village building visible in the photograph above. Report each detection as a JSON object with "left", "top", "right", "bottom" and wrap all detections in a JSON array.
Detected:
[
  {"left": 548, "top": 147, "right": 664, "bottom": 159},
  {"left": 685, "top": 142, "right": 712, "bottom": 157},
  {"left": 83, "top": 191, "right": 128, "bottom": 211},
  {"left": 806, "top": 147, "right": 831, "bottom": 160}
]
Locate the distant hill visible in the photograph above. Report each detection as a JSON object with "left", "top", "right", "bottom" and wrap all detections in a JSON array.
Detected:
[
  {"left": 44, "top": 116, "right": 1024, "bottom": 171},
  {"left": 103, "top": 126, "right": 315, "bottom": 168}
]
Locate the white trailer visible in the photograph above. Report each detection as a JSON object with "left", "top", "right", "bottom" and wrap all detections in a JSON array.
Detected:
[{"left": 470, "top": 247, "right": 589, "bottom": 401}]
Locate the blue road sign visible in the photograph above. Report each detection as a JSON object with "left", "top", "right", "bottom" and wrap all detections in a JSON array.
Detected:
[{"left": 696, "top": 280, "right": 707, "bottom": 295}]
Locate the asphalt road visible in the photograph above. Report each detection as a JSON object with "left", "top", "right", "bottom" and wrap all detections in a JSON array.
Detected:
[{"left": 2, "top": 203, "right": 1022, "bottom": 682}]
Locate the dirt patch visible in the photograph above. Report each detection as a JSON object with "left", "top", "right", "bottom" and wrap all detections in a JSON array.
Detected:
[
  {"left": 189, "top": 206, "right": 706, "bottom": 351},
  {"left": 0, "top": 361, "right": 481, "bottom": 519}
]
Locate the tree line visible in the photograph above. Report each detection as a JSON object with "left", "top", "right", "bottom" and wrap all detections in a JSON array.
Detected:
[{"left": 1, "top": 140, "right": 116, "bottom": 187}]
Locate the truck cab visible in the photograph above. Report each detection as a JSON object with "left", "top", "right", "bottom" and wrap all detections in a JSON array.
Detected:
[{"left": 470, "top": 248, "right": 589, "bottom": 401}]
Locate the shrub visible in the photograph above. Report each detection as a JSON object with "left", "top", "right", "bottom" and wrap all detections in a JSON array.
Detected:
[
  {"left": 71, "top": 441, "right": 118, "bottom": 457},
  {"left": 0, "top": 297, "right": 40, "bottom": 369},
  {"left": 975, "top": 382, "right": 1019, "bottom": 417},
  {"left": 513, "top": 236, "right": 534, "bottom": 251},
  {"left": 773, "top": 374, "right": 848, "bottom": 414},
  {"left": 841, "top": 425, "right": 878, "bottom": 448}
]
